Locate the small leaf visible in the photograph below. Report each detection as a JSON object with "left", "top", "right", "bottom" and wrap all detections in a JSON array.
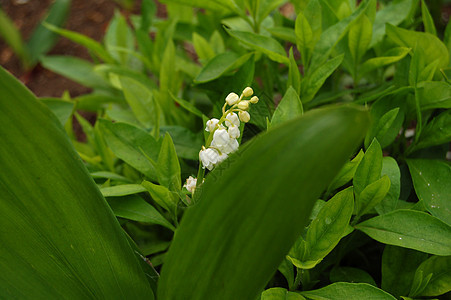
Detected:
[
  {"left": 355, "top": 210, "right": 451, "bottom": 255},
  {"left": 364, "top": 108, "right": 400, "bottom": 149},
  {"left": 407, "top": 159, "right": 451, "bottom": 226},
  {"left": 330, "top": 267, "right": 376, "bottom": 286},
  {"left": 100, "top": 184, "right": 147, "bottom": 197},
  {"left": 355, "top": 175, "right": 391, "bottom": 218},
  {"left": 411, "top": 110, "right": 451, "bottom": 152},
  {"left": 353, "top": 138, "right": 382, "bottom": 196},
  {"left": 327, "top": 150, "right": 364, "bottom": 193},
  {"left": 157, "top": 133, "right": 181, "bottom": 192},
  {"left": 261, "top": 288, "right": 305, "bottom": 300},
  {"left": 417, "top": 81, "right": 451, "bottom": 111},
  {"left": 40, "top": 98, "right": 74, "bottom": 125},
  {"left": 301, "top": 282, "right": 396, "bottom": 300},
  {"left": 414, "top": 255, "right": 451, "bottom": 296},
  {"left": 348, "top": 14, "right": 372, "bottom": 65},
  {"left": 193, "top": 32, "right": 216, "bottom": 62},
  {"left": 359, "top": 47, "right": 411, "bottom": 78},
  {"left": 295, "top": 10, "right": 313, "bottom": 65},
  {"left": 271, "top": 86, "right": 303, "bottom": 127},
  {"left": 375, "top": 157, "right": 401, "bottom": 215},
  {"left": 288, "top": 48, "right": 301, "bottom": 95},
  {"left": 141, "top": 180, "right": 178, "bottom": 215},
  {"left": 194, "top": 52, "right": 253, "bottom": 83},
  {"left": 421, "top": 0, "right": 436, "bottom": 36}
]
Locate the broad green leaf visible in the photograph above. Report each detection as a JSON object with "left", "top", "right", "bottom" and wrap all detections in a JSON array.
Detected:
[
  {"left": 267, "top": 26, "right": 296, "bottom": 43},
  {"left": 44, "top": 23, "right": 114, "bottom": 63},
  {"left": 27, "top": 0, "right": 70, "bottom": 64},
  {"left": 107, "top": 195, "right": 175, "bottom": 231},
  {"left": 327, "top": 150, "right": 364, "bottom": 193},
  {"left": 261, "top": 288, "right": 305, "bottom": 300},
  {"left": 271, "top": 86, "right": 303, "bottom": 127},
  {"left": 364, "top": 108, "right": 400, "bottom": 149},
  {"left": 386, "top": 24, "right": 449, "bottom": 71},
  {"left": 355, "top": 210, "right": 451, "bottom": 255},
  {"left": 309, "top": 0, "right": 372, "bottom": 72},
  {"left": 100, "top": 184, "right": 147, "bottom": 197},
  {"left": 359, "top": 47, "right": 411, "bottom": 78},
  {"left": 417, "top": 81, "right": 451, "bottom": 111},
  {"left": 381, "top": 245, "right": 428, "bottom": 297},
  {"left": 119, "top": 76, "right": 161, "bottom": 129},
  {"left": 301, "top": 54, "right": 344, "bottom": 103},
  {"left": 0, "top": 8, "right": 29, "bottom": 66},
  {"left": 193, "top": 32, "right": 216, "bottom": 62},
  {"left": 301, "top": 187, "right": 354, "bottom": 268},
  {"left": 375, "top": 157, "right": 401, "bottom": 215},
  {"left": 411, "top": 111, "right": 451, "bottom": 152},
  {"left": 194, "top": 52, "right": 253, "bottom": 83},
  {"left": 141, "top": 180, "right": 178, "bottom": 215},
  {"left": 421, "top": 0, "right": 436, "bottom": 36},
  {"left": 41, "top": 98, "right": 74, "bottom": 125},
  {"left": 158, "top": 106, "right": 370, "bottom": 300},
  {"left": 353, "top": 138, "right": 382, "bottom": 196},
  {"left": 370, "top": 0, "right": 414, "bottom": 47},
  {"left": 355, "top": 175, "right": 390, "bottom": 218},
  {"left": 348, "top": 14, "right": 372, "bottom": 65},
  {"left": 407, "top": 159, "right": 451, "bottom": 226},
  {"left": 157, "top": 133, "right": 181, "bottom": 192},
  {"left": 330, "top": 267, "right": 376, "bottom": 286},
  {"left": 414, "top": 255, "right": 451, "bottom": 296},
  {"left": 98, "top": 120, "right": 160, "bottom": 180},
  {"left": 301, "top": 282, "right": 396, "bottom": 300},
  {"left": 0, "top": 66, "right": 153, "bottom": 298},
  {"left": 288, "top": 48, "right": 301, "bottom": 95},
  {"left": 225, "top": 28, "right": 290, "bottom": 64}
]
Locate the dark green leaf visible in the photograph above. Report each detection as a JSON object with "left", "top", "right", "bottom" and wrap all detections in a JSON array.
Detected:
[
  {"left": 160, "top": 126, "right": 203, "bottom": 160},
  {"left": 411, "top": 111, "right": 451, "bottom": 152},
  {"left": 194, "top": 52, "right": 253, "bottom": 83},
  {"left": 330, "top": 267, "right": 376, "bottom": 286},
  {"left": 271, "top": 86, "right": 303, "bottom": 127},
  {"left": 261, "top": 288, "right": 305, "bottom": 300},
  {"left": 327, "top": 150, "right": 364, "bottom": 193},
  {"left": 40, "top": 98, "right": 74, "bottom": 125},
  {"left": 421, "top": 0, "right": 436, "bottom": 36},
  {"left": 414, "top": 255, "right": 451, "bottom": 296},
  {"left": 375, "top": 157, "right": 401, "bottom": 215},
  {"left": 356, "top": 175, "right": 390, "bottom": 218},
  {"left": 288, "top": 48, "right": 301, "bottom": 95},
  {"left": 301, "top": 282, "right": 396, "bottom": 300},
  {"left": 157, "top": 133, "right": 181, "bottom": 191},
  {"left": 353, "top": 138, "right": 382, "bottom": 196}
]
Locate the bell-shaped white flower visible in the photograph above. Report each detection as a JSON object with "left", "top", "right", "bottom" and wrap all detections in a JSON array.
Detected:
[
  {"left": 225, "top": 92, "right": 239, "bottom": 106},
  {"left": 217, "top": 152, "right": 228, "bottom": 164},
  {"left": 228, "top": 124, "right": 240, "bottom": 139},
  {"left": 225, "top": 112, "right": 240, "bottom": 127},
  {"left": 212, "top": 136, "right": 239, "bottom": 155},
  {"left": 205, "top": 118, "right": 219, "bottom": 132},
  {"left": 212, "top": 128, "right": 230, "bottom": 147},
  {"left": 239, "top": 111, "right": 250, "bottom": 123},
  {"left": 183, "top": 176, "right": 197, "bottom": 193},
  {"left": 199, "top": 148, "right": 220, "bottom": 170}
]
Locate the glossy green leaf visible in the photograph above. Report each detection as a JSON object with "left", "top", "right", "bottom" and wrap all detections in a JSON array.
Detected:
[
  {"left": 157, "top": 133, "right": 181, "bottom": 191},
  {"left": 98, "top": 120, "right": 160, "bottom": 180},
  {"left": 348, "top": 14, "right": 372, "bottom": 65},
  {"left": 301, "top": 54, "right": 344, "bottom": 103},
  {"left": 330, "top": 267, "right": 376, "bottom": 286},
  {"left": 355, "top": 210, "right": 451, "bottom": 255},
  {"left": 301, "top": 282, "right": 396, "bottom": 300},
  {"left": 407, "top": 159, "right": 451, "bottom": 226},
  {"left": 359, "top": 47, "right": 411, "bottom": 78},
  {"left": 301, "top": 187, "right": 354, "bottom": 268},
  {"left": 225, "top": 28, "right": 290, "bottom": 64},
  {"left": 194, "top": 52, "right": 253, "bottom": 83},
  {"left": 0, "top": 66, "right": 152, "bottom": 298},
  {"left": 27, "top": 0, "right": 71, "bottom": 64},
  {"left": 375, "top": 157, "right": 401, "bottom": 215},
  {"left": 44, "top": 23, "right": 114, "bottom": 63},
  {"left": 120, "top": 76, "right": 161, "bottom": 129},
  {"left": 413, "top": 255, "right": 451, "bottom": 296},
  {"left": 158, "top": 106, "right": 370, "bottom": 300},
  {"left": 288, "top": 48, "right": 301, "bottom": 95},
  {"left": 356, "top": 175, "right": 390, "bottom": 218},
  {"left": 271, "top": 87, "right": 303, "bottom": 127},
  {"left": 421, "top": 0, "right": 436, "bottom": 36},
  {"left": 327, "top": 150, "right": 364, "bottom": 194},
  {"left": 381, "top": 245, "right": 428, "bottom": 297},
  {"left": 353, "top": 138, "right": 382, "bottom": 196},
  {"left": 40, "top": 55, "right": 111, "bottom": 90},
  {"left": 261, "top": 288, "right": 305, "bottom": 300},
  {"left": 417, "top": 81, "right": 451, "bottom": 111},
  {"left": 41, "top": 98, "right": 74, "bottom": 125},
  {"left": 411, "top": 111, "right": 451, "bottom": 152},
  {"left": 107, "top": 195, "right": 175, "bottom": 231},
  {"left": 386, "top": 24, "right": 449, "bottom": 70},
  {"left": 100, "top": 184, "right": 147, "bottom": 197},
  {"left": 141, "top": 180, "right": 178, "bottom": 215},
  {"left": 193, "top": 32, "right": 216, "bottom": 62},
  {"left": 365, "top": 107, "right": 400, "bottom": 149}
]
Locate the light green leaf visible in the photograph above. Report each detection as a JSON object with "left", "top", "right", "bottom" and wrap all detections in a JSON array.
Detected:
[
  {"left": 194, "top": 52, "right": 253, "bottom": 83},
  {"left": 327, "top": 150, "right": 364, "bottom": 193},
  {"left": 375, "top": 157, "right": 401, "bottom": 215},
  {"left": 288, "top": 48, "right": 301, "bottom": 95},
  {"left": 271, "top": 86, "right": 303, "bottom": 127},
  {"left": 353, "top": 138, "right": 382, "bottom": 196},
  {"left": 225, "top": 28, "right": 290, "bottom": 64},
  {"left": 40, "top": 98, "right": 74, "bottom": 125},
  {"left": 381, "top": 245, "right": 428, "bottom": 297},
  {"left": 421, "top": 0, "right": 436, "bottom": 36},
  {"left": 141, "top": 180, "right": 178, "bottom": 215},
  {"left": 301, "top": 187, "right": 354, "bottom": 268},
  {"left": 407, "top": 159, "right": 451, "bottom": 226},
  {"left": 364, "top": 107, "right": 400, "bottom": 149},
  {"left": 107, "top": 195, "right": 175, "bottom": 231},
  {"left": 104, "top": 11, "right": 134, "bottom": 65},
  {"left": 330, "top": 267, "right": 376, "bottom": 286},
  {"left": 0, "top": 65, "right": 153, "bottom": 298},
  {"left": 411, "top": 111, "right": 451, "bottom": 152},
  {"left": 356, "top": 175, "right": 390, "bottom": 218},
  {"left": 157, "top": 133, "right": 181, "bottom": 192},
  {"left": 261, "top": 287, "right": 305, "bottom": 300},
  {"left": 98, "top": 120, "right": 160, "bottom": 180},
  {"left": 90, "top": 171, "right": 133, "bottom": 183},
  {"left": 355, "top": 210, "right": 451, "bottom": 255},
  {"left": 0, "top": 8, "right": 29, "bottom": 66},
  {"left": 295, "top": 10, "right": 313, "bottom": 66},
  {"left": 414, "top": 255, "right": 451, "bottom": 296},
  {"left": 158, "top": 106, "right": 370, "bottom": 300},
  {"left": 210, "top": 30, "right": 225, "bottom": 54},
  {"left": 301, "top": 282, "right": 396, "bottom": 300},
  {"left": 267, "top": 26, "right": 296, "bottom": 43},
  {"left": 417, "top": 81, "right": 451, "bottom": 111},
  {"left": 193, "top": 32, "right": 216, "bottom": 62},
  {"left": 100, "top": 184, "right": 147, "bottom": 197},
  {"left": 348, "top": 14, "right": 372, "bottom": 65},
  {"left": 359, "top": 47, "right": 411, "bottom": 78}
]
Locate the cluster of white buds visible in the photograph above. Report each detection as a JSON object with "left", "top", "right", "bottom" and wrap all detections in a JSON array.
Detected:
[{"left": 199, "top": 86, "right": 259, "bottom": 171}]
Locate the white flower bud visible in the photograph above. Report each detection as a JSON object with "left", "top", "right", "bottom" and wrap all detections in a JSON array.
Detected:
[
  {"left": 239, "top": 111, "right": 250, "bottom": 123},
  {"left": 242, "top": 87, "right": 253, "bottom": 97},
  {"left": 225, "top": 92, "right": 239, "bottom": 106},
  {"left": 199, "top": 148, "right": 220, "bottom": 170},
  {"left": 205, "top": 118, "right": 219, "bottom": 132},
  {"left": 237, "top": 100, "right": 249, "bottom": 110},
  {"left": 225, "top": 112, "right": 240, "bottom": 127},
  {"left": 228, "top": 125, "right": 240, "bottom": 139},
  {"left": 250, "top": 96, "right": 259, "bottom": 104},
  {"left": 183, "top": 176, "right": 197, "bottom": 193}
]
